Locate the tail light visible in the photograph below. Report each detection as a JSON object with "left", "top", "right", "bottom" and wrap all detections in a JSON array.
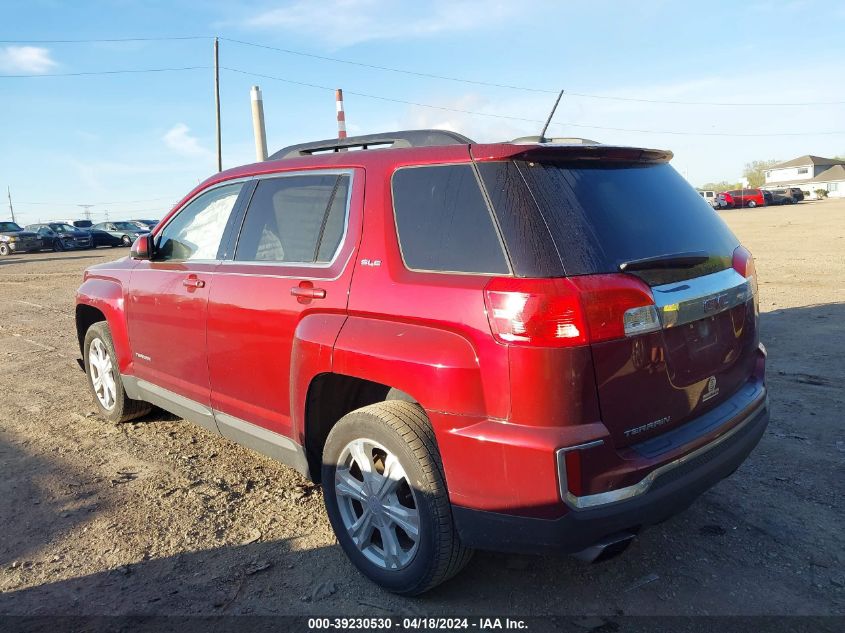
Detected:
[
  {"left": 483, "top": 274, "right": 661, "bottom": 347},
  {"left": 732, "top": 245, "right": 759, "bottom": 310}
]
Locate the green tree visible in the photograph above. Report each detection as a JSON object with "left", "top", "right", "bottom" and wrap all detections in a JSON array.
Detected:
[
  {"left": 743, "top": 159, "right": 781, "bottom": 188},
  {"left": 699, "top": 181, "right": 741, "bottom": 192}
]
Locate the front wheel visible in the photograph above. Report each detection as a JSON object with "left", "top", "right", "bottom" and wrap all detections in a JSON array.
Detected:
[
  {"left": 0, "top": 243, "right": 9, "bottom": 256},
  {"left": 322, "top": 401, "right": 472, "bottom": 595},
  {"left": 83, "top": 322, "right": 151, "bottom": 423},
  {"left": 53, "top": 239, "right": 65, "bottom": 252},
  {"left": 121, "top": 235, "right": 132, "bottom": 246}
]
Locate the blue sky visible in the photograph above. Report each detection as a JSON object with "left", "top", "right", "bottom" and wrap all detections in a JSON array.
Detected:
[{"left": 2, "top": 0, "right": 844, "bottom": 224}]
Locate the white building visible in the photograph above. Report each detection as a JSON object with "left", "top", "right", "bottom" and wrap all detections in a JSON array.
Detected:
[{"left": 764, "top": 155, "right": 845, "bottom": 199}]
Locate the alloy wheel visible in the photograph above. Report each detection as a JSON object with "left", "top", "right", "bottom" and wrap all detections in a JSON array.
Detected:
[
  {"left": 89, "top": 338, "right": 117, "bottom": 410},
  {"left": 334, "top": 438, "right": 421, "bottom": 571}
]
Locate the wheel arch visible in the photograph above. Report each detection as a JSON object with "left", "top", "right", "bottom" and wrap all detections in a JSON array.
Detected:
[
  {"left": 75, "top": 278, "right": 132, "bottom": 372},
  {"left": 302, "top": 373, "right": 422, "bottom": 483}
]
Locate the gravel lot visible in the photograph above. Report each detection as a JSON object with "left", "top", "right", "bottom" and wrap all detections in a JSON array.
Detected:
[{"left": 0, "top": 200, "right": 842, "bottom": 619}]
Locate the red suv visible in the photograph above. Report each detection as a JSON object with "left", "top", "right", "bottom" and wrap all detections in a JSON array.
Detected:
[
  {"left": 719, "top": 188, "right": 766, "bottom": 208},
  {"left": 75, "top": 130, "right": 769, "bottom": 595}
]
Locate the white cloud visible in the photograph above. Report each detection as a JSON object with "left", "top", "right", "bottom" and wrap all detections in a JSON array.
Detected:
[
  {"left": 163, "top": 123, "right": 211, "bottom": 157},
  {"left": 0, "top": 46, "right": 57, "bottom": 74},
  {"left": 243, "top": 0, "right": 524, "bottom": 46}
]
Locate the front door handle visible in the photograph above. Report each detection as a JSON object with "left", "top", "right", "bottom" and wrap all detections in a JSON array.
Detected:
[
  {"left": 183, "top": 277, "right": 206, "bottom": 289},
  {"left": 290, "top": 286, "right": 326, "bottom": 299}
]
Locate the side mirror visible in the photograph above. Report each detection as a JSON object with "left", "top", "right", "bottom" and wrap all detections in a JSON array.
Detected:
[{"left": 130, "top": 234, "right": 153, "bottom": 260}]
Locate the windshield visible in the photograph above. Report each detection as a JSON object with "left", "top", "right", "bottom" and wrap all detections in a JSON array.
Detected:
[
  {"left": 0, "top": 222, "right": 23, "bottom": 232},
  {"left": 50, "top": 224, "right": 77, "bottom": 234},
  {"left": 114, "top": 222, "right": 141, "bottom": 231}
]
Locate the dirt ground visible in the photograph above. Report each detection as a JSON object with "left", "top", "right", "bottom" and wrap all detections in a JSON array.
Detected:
[{"left": 0, "top": 200, "right": 842, "bottom": 619}]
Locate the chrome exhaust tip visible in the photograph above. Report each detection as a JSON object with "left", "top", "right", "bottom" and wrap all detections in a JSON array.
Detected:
[{"left": 572, "top": 531, "right": 636, "bottom": 563}]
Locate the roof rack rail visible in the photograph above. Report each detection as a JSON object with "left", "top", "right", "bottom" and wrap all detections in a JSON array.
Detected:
[
  {"left": 270, "top": 129, "right": 475, "bottom": 160},
  {"left": 510, "top": 136, "right": 601, "bottom": 145}
]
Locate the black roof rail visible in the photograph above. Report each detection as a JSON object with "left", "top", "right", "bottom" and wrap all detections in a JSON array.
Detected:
[
  {"left": 270, "top": 129, "right": 475, "bottom": 160},
  {"left": 510, "top": 135, "right": 601, "bottom": 145}
]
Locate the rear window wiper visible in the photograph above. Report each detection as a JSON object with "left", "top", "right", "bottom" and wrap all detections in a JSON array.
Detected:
[{"left": 619, "top": 251, "right": 709, "bottom": 272}]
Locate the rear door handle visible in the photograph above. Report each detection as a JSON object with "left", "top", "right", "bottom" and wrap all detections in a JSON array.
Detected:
[
  {"left": 183, "top": 277, "right": 206, "bottom": 289},
  {"left": 290, "top": 286, "right": 326, "bottom": 299}
]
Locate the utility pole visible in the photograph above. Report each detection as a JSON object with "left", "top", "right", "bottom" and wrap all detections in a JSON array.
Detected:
[
  {"left": 7, "top": 186, "right": 15, "bottom": 224},
  {"left": 250, "top": 85, "right": 268, "bottom": 161},
  {"left": 78, "top": 204, "right": 93, "bottom": 221},
  {"left": 214, "top": 37, "right": 222, "bottom": 172},
  {"left": 104, "top": 210, "right": 110, "bottom": 222}
]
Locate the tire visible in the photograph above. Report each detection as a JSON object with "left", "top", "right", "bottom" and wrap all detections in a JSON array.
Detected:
[
  {"left": 121, "top": 235, "right": 132, "bottom": 246},
  {"left": 0, "top": 243, "right": 9, "bottom": 256},
  {"left": 83, "top": 321, "right": 151, "bottom": 423},
  {"left": 53, "top": 239, "right": 65, "bottom": 252},
  {"left": 747, "top": 200, "right": 757, "bottom": 208},
  {"left": 322, "top": 401, "right": 472, "bottom": 595}
]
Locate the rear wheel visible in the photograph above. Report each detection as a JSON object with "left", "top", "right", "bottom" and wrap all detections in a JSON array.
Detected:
[
  {"left": 747, "top": 200, "right": 757, "bottom": 208},
  {"left": 121, "top": 235, "right": 132, "bottom": 246},
  {"left": 83, "top": 322, "right": 151, "bottom": 423},
  {"left": 322, "top": 401, "right": 472, "bottom": 595}
]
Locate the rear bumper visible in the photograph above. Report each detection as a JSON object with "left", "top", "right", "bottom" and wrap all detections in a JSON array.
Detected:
[{"left": 453, "top": 396, "right": 769, "bottom": 554}]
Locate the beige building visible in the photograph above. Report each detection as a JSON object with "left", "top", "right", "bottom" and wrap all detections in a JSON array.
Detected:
[{"left": 764, "top": 155, "right": 845, "bottom": 199}]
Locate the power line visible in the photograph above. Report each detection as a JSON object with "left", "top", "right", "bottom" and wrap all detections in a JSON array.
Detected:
[
  {"left": 219, "top": 37, "right": 556, "bottom": 95},
  {"left": 220, "top": 67, "right": 845, "bottom": 138},
  {"left": 0, "top": 66, "right": 209, "bottom": 78},
  {"left": 5, "top": 34, "right": 843, "bottom": 106},
  {"left": 14, "top": 195, "right": 177, "bottom": 205},
  {"left": 220, "top": 37, "right": 845, "bottom": 107},
  {"left": 0, "top": 36, "right": 211, "bottom": 43}
]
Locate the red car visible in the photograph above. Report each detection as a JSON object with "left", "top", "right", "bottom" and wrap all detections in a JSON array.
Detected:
[
  {"left": 718, "top": 188, "right": 766, "bottom": 208},
  {"left": 75, "top": 130, "right": 768, "bottom": 595}
]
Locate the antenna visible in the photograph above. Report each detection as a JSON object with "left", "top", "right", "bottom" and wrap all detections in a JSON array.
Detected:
[{"left": 538, "top": 90, "right": 564, "bottom": 142}]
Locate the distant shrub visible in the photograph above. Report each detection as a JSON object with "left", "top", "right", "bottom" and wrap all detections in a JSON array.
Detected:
[{"left": 814, "top": 188, "right": 829, "bottom": 199}]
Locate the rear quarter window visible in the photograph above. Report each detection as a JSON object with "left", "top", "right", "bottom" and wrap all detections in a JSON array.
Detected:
[{"left": 392, "top": 164, "right": 509, "bottom": 274}]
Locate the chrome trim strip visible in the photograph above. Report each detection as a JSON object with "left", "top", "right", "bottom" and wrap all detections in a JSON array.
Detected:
[
  {"left": 214, "top": 411, "right": 299, "bottom": 452},
  {"left": 231, "top": 168, "right": 355, "bottom": 269},
  {"left": 651, "top": 267, "right": 752, "bottom": 329},
  {"left": 123, "top": 376, "right": 219, "bottom": 434},
  {"left": 557, "top": 439, "right": 605, "bottom": 454},
  {"left": 560, "top": 397, "right": 767, "bottom": 510}
]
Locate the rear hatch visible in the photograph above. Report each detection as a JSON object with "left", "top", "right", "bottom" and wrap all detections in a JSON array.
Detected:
[{"left": 480, "top": 155, "right": 759, "bottom": 448}]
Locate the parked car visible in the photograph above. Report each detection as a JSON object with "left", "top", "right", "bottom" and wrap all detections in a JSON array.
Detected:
[
  {"left": 0, "top": 221, "right": 42, "bottom": 255},
  {"left": 130, "top": 219, "right": 159, "bottom": 230},
  {"left": 90, "top": 221, "right": 150, "bottom": 246},
  {"left": 697, "top": 190, "right": 718, "bottom": 207},
  {"left": 26, "top": 222, "right": 93, "bottom": 250},
  {"left": 716, "top": 191, "right": 734, "bottom": 208},
  {"left": 765, "top": 189, "right": 796, "bottom": 205},
  {"left": 789, "top": 187, "right": 805, "bottom": 202},
  {"left": 87, "top": 227, "right": 126, "bottom": 248},
  {"left": 719, "top": 188, "right": 766, "bottom": 208},
  {"left": 75, "top": 130, "right": 768, "bottom": 595}
]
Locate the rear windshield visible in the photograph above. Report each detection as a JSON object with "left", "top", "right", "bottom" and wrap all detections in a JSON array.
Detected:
[{"left": 489, "top": 161, "right": 739, "bottom": 278}]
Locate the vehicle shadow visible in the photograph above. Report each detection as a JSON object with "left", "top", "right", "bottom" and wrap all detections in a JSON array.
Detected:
[
  {"left": 0, "top": 432, "right": 106, "bottom": 572},
  {"left": 11, "top": 251, "right": 113, "bottom": 262}
]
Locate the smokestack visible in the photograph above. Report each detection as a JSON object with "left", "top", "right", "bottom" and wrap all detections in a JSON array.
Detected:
[
  {"left": 336, "top": 88, "right": 347, "bottom": 140},
  {"left": 251, "top": 85, "right": 268, "bottom": 162}
]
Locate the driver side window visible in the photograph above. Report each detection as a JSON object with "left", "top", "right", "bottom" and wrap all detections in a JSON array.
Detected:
[{"left": 156, "top": 183, "right": 242, "bottom": 262}]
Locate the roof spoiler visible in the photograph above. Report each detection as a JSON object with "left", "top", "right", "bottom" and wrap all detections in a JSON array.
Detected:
[{"left": 270, "top": 129, "right": 475, "bottom": 160}]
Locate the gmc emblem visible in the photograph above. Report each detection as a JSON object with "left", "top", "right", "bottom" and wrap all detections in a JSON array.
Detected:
[{"left": 702, "top": 294, "right": 728, "bottom": 313}]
